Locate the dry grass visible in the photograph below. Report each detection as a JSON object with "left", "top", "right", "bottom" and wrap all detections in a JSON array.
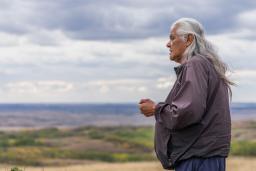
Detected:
[
  {"left": 227, "top": 157, "right": 256, "bottom": 171},
  {"left": 2, "top": 157, "right": 256, "bottom": 171},
  {"left": 1, "top": 162, "right": 162, "bottom": 171}
]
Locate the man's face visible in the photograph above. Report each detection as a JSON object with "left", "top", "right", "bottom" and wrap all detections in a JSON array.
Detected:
[{"left": 166, "top": 26, "right": 187, "bottom": 63}]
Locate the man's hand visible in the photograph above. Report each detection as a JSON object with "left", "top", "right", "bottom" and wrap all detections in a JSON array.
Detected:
[{"left": 138, "top": 98, "right": 156, "bottom": 117}]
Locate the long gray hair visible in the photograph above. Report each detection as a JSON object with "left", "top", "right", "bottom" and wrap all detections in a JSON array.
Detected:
[{"left": 171, "top": 18, "right": 235, "bottom": 101}]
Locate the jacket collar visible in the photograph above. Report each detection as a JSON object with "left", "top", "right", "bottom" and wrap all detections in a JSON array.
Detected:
[{"left": 174, "top": 63, "right": 186, "bottom": 76}]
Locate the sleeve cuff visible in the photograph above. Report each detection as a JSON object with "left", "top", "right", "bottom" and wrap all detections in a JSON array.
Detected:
[{"left": 154, "top": 102, "right": 168, "bottom": 123}]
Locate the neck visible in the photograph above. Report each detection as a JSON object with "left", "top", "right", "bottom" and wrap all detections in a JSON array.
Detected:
[{"left": 179, "top": 56, "right": 187, "bottom": 64}]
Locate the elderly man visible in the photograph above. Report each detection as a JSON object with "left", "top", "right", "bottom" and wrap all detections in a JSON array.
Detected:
[{"left": 139, "top": 18, "right": 234, "bottom": 171}]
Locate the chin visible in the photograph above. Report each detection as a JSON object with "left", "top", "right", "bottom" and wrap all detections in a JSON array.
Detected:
[
  {"left": 169, "top": 55, "right": 175, "bottom": 61},
  {"left": 170, "top": 55, "right": 181, "bottom": 63}
]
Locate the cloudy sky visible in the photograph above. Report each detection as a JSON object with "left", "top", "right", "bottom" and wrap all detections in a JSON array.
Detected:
[{"left": 0, "top": 0, "right": 255, "bottom": 103}]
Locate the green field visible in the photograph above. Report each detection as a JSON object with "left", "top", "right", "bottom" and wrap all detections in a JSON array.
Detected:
[
  {"left": 0, "top": 126, "right": 155, "bottom": 166},
  {"left": 0, "top": 120, "right": 255, "bottom": 167}
]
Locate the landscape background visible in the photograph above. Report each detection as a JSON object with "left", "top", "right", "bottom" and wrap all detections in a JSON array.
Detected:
[
  {"left": 0, "top": 103, "right": 255, "bottom": 171},
  {"left": 0, "top": 0, "right": 256, "bottom": 170}
]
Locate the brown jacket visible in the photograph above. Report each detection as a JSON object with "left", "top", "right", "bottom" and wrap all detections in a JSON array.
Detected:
[{"left": 154, "top": 55, "right": 231, "bottom": 169}]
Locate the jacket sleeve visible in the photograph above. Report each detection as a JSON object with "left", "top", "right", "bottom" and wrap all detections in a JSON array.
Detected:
[{"left": 155, "top": 60, "right": 208, "bottom": 130}]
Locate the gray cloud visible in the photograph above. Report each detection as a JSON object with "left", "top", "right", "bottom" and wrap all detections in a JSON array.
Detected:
[
  {"left": 0, "top": 0, "right": 255, "bottom": 41},
  {"left": 0, "top": 0, "right": 255, "bottom": 103}
]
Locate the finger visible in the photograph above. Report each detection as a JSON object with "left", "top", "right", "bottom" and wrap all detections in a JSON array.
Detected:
[
  {"left": 144, "top": 111, "right": 153, "bottom": 115},
  {"left": 140, "top": 107, "right": 147, "bottom": 114},
  {"left": 144, "top": 113, "right": 154, "bottom": 117},
  {"left": 138, "top": 104, "right": 144, "bottom": 110},
  {"left": 139, "top": 98, "right": 150, "bottom": 104},
  {"left": 139, "top": 106, "right": 145, "bottom": 114},
  {"left": 139, "top": 100, "right": 145, "bottom": 104}
]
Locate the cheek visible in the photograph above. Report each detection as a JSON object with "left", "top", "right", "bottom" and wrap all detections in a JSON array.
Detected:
[
  {"left": 172, "top": 42, "right": 182, "bottom": 53},
  {"left": 175, "top": 41, "right": 186, "bottom": 54}
]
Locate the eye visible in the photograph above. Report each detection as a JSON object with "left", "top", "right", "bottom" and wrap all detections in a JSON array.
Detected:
[{"left": 169, "top": 35, "right": 175, "bottom": 41}]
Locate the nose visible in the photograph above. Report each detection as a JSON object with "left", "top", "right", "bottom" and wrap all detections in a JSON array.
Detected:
[{"left": 166, "top": 40, "right": 171, "bottom": 48}]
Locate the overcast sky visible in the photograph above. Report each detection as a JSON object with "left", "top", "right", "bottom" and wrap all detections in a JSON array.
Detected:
[{"left": 0, "top": 0, "right": 255, "bottom": 103}]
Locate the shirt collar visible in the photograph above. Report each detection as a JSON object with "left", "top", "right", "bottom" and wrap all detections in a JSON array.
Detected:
[{"left": 174, "top": 63, "right": 186, "bottom": 76}]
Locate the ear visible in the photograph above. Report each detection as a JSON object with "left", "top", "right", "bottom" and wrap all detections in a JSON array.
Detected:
[{"left": 186, "top": 34, "right": 194, "bottom": 47}]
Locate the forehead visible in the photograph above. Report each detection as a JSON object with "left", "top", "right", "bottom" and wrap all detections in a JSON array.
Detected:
[{"left": 169, "top": 26, "right": 178, "bottom": 37}]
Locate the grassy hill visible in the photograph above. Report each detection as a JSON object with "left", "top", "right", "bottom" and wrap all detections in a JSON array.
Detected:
[
  {"left": 0, "top": 126, "right": 155, "bottom": 166},
  {"left": 0, "top": 120, "right": 255, "bottom": 167}
]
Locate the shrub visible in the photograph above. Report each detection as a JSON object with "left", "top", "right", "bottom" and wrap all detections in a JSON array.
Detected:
[
  {"left": 10, "top": 167, "right": 23, "bottom": 171},
  {"left": 231, "top": 140, "right": 256, "bottom": 156}
]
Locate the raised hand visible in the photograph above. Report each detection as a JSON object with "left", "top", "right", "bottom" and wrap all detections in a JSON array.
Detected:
[{"left": 138, "top": 98, "right": 156, "bottom": 117}]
